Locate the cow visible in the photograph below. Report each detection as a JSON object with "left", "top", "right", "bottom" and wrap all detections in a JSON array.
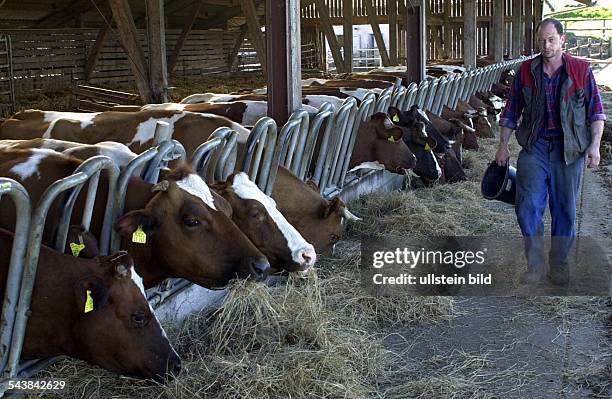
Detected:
[
  {"left": 211, "top": 172, "right": 316, "bottom": 274},
  {"left": 0, "top": 111, "right": 360, "bottom": 255},
  {"left": 387, "top": 106, "right": 465, "bottom": 182},
  {"left": 0, "top": 109, "right": 248, "bottom": 155},
  {"left": 0, "top": 138, "right": 138, "bottom": 170},
  {"left": 0, "top": 235, "right": 181, "bottom": 381},
  {"left": 348, "top": 112, "right": 417, "bottom": 174},
  {"left": 0, "top": 149, "right": 271, "bottom": 288},
  {"left": 138, "top": 101, "right": 318, "bottom": 127},
  {"left": 455, "top": 100, "right": 493, "bottom": 138},
  {"left": 272, "top": 166, "right": 359, "bottom": 255},
  {"left": 491, "top": 82, "right": 510, "bottom": 99},
  {"left": 179, "top": 92, "right": 346, "bottom": 112}
]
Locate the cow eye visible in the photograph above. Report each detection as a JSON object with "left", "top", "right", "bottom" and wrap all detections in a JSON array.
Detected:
[
  {"left": 183, "top": 217, "right": 200, "bottom": 228},
  {"left": 131, "top": 311, "right": 150, "bottom": 328}
]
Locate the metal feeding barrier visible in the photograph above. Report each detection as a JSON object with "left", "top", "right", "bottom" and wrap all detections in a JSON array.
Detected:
[{"left": 0, "top": 156, "right": 119, "bottom": 387}]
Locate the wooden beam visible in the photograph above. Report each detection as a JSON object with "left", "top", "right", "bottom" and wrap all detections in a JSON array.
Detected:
[
  {"left": 169, "top": 0, "right": 205, "bottom": 74},
  {"left": 388, "top": 0, "right": 398, "bottom": 65},
  {"left": 512, "top": 0, "right": 523, "bottom": 57},
  {"left": 313, "top": 0, "right": 345, "bottom": 73},
  {"left": 463, "top": 0, "right": 477, "bottom": 68},
  {"left": 443, "top": 0, "right": 451, "bottom": 59},
  {"left": 534, "top": 0, "right": 543, "bottom": 50},
  {"left": 525, "top": 0, "right": 533, "bottom": 54},
  {"left": 37, "top": 0, "right": 106, "bottom": 28},
  {"left": 364, "top": 0, "right": 391, "bottom": 67},
  {"left": 405, "top": 4, "right": 424, "bottom": 83},
  {"left": 228, "top": 24, "right": 249, "bottom": 71},
  {"left": 85, "top": 15, "right": 113, "bottom": 81},
  {"left": 241, "top": 0, "right": 267, "bottom": 74},
  {"left": 109, "top": 0, "right": 151, "bottom": 103},
  {"left": 146, "top": 0, "right": 168, "bottom": 103},
  {"left": 493, "top": 0, "right": 505, "bottom": 62},
  {"left": 343, "top": 0, "right": 353, "bottom": 72}
]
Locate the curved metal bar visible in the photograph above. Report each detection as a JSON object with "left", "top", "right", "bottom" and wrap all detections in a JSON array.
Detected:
[
  {"left": 415, "top": 80, "right": 429, "bottom": 109},
  {"left": 298, "top": 108, "right": 334, "bottom": 180},
  {"left": 241, "top": 117, "right": 277, "bottom": 192},
  {"left": 402, "top": 82, "right": 418, "bottom": 110},
  {"left": 143, "top": 139, "right": 186, "bottom": 184},
  {"left": 204, "top": 127, "right": 239, "bottom": 182},
  {"left": 390, "top": 85, "right": 406, "bottom": 108},
  {"left": 285, "top": 109, "right": 311, "bottom": 174},
  {"left": 0, "top": 179, "right": 32, "bottom": 374},
  {"left": 7, "top": 154, "right": 120, "bottom": 377},
  {"left": 190, "top": 137, "right": 225, "bottom": 182},
  {"left": 336, "top": 95, "right": 375, "bottom": 188},
  {"left": 269, "top": 117, "right": 302, "bottom": 193},
  {"left": 53, "top": 156, "right": 119, "bottom": 257}
]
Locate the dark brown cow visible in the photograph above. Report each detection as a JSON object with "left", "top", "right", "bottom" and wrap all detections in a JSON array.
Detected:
[
  {"left": 455, "top": 100, "right": 493, "bottom": 138},
  {"left": 491, "top": 82, "right": 510, "bottom": 99},
  {"left": 0, "top": 149, "right": 270, "bottom": 288},
  {"left": 0, "top": 234, "right": 180, "bottom": 381},
  {"left": 348, "top": 112, "right": 417, "bottom": 173},
  {"left": 211, "top": 172, "right": 317, "bottom": 274}
]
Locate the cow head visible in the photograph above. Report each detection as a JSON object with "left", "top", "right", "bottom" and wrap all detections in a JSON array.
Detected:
[
  {"left": 401, "top": 121, "right": 442, "bottom": 184},
  {"left": 389, "top": 106, "right": 454, "bottom": 153},
  {"left": 271, "top": 167, "right": 360, "bottom": 256},
  {"left": 437, "top": 148, "right": 467, "bottom": 183},
  {"left": 449, "top": 118, "right": 479, "bottom": 150},
  {"left": 212, "top": 172, "right": 317, "bottom": 274},
  {"left": 115, "top": 166, "right": 270, "bottom": 288},
  {"left": 70, "top": 252, "right": 180, "bottom": 382},
  {"left": 350, "top": 112, "right": 417, "bottom": 173}
]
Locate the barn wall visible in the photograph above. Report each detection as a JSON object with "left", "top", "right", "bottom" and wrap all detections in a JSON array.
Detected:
[{"left": 0, "top": 28, "right": 241, "bottom": 96}]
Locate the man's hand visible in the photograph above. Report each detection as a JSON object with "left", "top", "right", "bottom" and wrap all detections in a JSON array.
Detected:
[
  {"left": 495, "top": 144, "right": 510, "bottom": 166},
  {"left": 586, "top": 144, "right": 600, "bottom": 168}
]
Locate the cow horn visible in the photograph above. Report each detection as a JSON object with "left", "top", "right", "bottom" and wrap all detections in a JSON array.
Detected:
[
  {"left": 341, "top": 207, "right": 362, "bottom": 222},
  {"left": 152, "top": 180, "right": 170, "bottom": 192}
]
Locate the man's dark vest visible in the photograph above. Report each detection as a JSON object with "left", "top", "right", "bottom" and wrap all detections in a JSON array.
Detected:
[{"left": 515, "top": 53, "right": 591, "bottom": 164}]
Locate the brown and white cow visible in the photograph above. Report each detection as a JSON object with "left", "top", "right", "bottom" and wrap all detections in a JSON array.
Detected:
[
  {"left": 0, "top": 149, "right": 270, "bottom": 288},
  {"left": 455, "top": 100, "right": 493, "bottom": 138},
  {"left": 0, "top": 111, "right": 357, "bottom": 255},
  {"left": 0, "top": 234, "right": 181, "bottom": 381},
  {"left": 211, "top": 172, "right": 316, "bottom": 274},
  {"left": 178, "top": 92, "right": 348, "bottom": 112}
]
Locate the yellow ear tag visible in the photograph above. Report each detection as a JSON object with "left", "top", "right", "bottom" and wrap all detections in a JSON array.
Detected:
[
  {"left": 424, "top": 143, "right": 432, "bottom": 152},
  {"left": 387, "top": 136, "right": 396, "bottom": 143},
  {"left": 84, "top": 290, "right": 94, "bottom": 313},
  {"left": 70, "top": 242, "right": 85, "bottom": 257},
  {"left": 392, "top": 114, "right": 400, "bottom": 122},
  {"left": 132, "top": 225, "right": 147, "bottom": 244},
  {"left": 70, "top": 234, "right": 85, "bottom": 257}
]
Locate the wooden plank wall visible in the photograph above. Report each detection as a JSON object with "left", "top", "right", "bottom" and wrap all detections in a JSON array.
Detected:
[{"left": 0, "top": 28, "right": 240, "bottom": 95}]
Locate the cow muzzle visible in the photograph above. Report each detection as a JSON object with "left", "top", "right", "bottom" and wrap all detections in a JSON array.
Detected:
[
  {"left": 246, "top": 257, "right": 270, "bottom": 281},
  {"left": 294, "top": 245, "right": 317, "bottom": 269}
]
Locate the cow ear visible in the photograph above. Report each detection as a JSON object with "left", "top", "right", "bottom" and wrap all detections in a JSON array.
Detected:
[
  {"left": 387, "top": 106, "right": 400, "bottom": 122},
  {"left": 114, "top": 210, "right": 159, "bottom": 239},
  {"left": 212, "top": 191, "right": 233, "bottom": 217},
  {"left": 107, "top": 251, "right": 134, "bottom": 279},
  {"left": 321, "top": 197, "right": 343, "bottom": 219},
  {"left": 305, "top": 179, "right": 320, "bottom": 193},
  {"left": 426, "top": 137, "right": 438, "bottom": 151},
  {"left": 66, "top": 225, "right": 100, "bottom": 258},
  {"left": 75, "top": 276, "right": 109, "bottom": 315}
]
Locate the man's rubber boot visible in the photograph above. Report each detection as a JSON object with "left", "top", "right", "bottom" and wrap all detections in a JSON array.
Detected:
[{"left": 521, "top": 267, "right": 545, "bottom": 285}]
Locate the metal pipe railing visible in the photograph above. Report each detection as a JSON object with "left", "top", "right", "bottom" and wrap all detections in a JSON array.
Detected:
[
  {"left": 241, "top": 117, "right": 278, "bottom": 193},
  {"left": 0, "top": 179, "right": 32, "bottom": 375}
]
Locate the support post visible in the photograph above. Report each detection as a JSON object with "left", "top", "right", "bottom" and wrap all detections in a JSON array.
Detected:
[
  {"left": 443, "top": 0, "right": 451, "bottom": 59},
  {"left": 266, "top": 0, "right": 302, "bottom": 125},
  {"left": 524, "top": 0, "right": 533, "bottom": 54},
  {"left": 146, "top": 0, "right": 169, "bottom": 103},
  {"left": 493, "top": 0, "right": 505, "bottom": 62},
  {"left": 343, "top": 0, "right": 353, "bottom": 72},
  {"left": 313, "top": 0, "right": 345, "bottom": 73},
  {"left": 389, "top": 0, "right": 398, "bottom": 65},
  {"left": 109, "top": 0, "right": 151, "bottom": 103},
  {"left": 405, "top": 2, "right": 425, "bottom": 83},
  {"left": 463, "top": 0, "right": 477, "bottom": 69},
  {"left": 512, "top": 0, "right": 523, "bottom": 57},
  {"left": 364, "top": 0, "right": 391, "bottom": 66}
]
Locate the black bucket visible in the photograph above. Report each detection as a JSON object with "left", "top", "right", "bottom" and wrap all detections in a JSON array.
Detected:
[{"left": 481, "top": 161, "right": 517, "bottom": 205}]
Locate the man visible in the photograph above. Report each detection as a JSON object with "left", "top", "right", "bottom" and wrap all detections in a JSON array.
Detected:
[{"left": 495, "top": 18, "right": 605, "bottom": 285}]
